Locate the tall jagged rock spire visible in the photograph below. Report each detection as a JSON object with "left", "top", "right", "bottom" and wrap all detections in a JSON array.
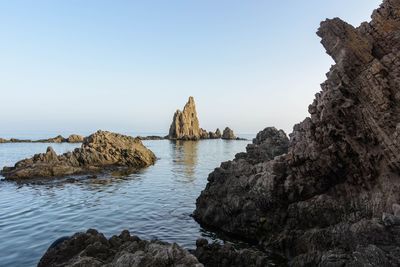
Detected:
[{"left": 168, "top": 96, "right": 201, "bottom": 140}]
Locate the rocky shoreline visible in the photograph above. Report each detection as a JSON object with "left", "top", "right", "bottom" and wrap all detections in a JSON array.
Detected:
[
  {"left": 38, "top": 229, "right": 281, "bottom": 267},
  {"left": 193, "top": 0, "right": 400, "bottom": 265}
]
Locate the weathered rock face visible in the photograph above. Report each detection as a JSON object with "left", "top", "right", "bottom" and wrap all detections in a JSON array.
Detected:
[
  {"left": 1, "top": 130, "right": 156, "bottom": 180},
  {"left": 221, "top": 127, "right": 236, "bottom": 140},
  {"left": 195, "top": 1, "right": 400, "bottom": 265},
  {"left": 66, "top": 134, "right": 84, "bottom": 143},
  {"left": 168, "top": 96, "right": 202, "bottom": 140},
  {"left": 38, "top": 229, "right": 202, "bottom": 267}
]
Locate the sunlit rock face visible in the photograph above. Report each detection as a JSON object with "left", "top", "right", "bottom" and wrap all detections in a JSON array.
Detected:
[
  {"left": 195, "top": 0, "right": 400, "bottom": 265},
  {"left": 1, "top": 130, "right": 156, "bottom": 180},
  {"left": 168, "top": 96, "right": 202, "bottom": 140}
]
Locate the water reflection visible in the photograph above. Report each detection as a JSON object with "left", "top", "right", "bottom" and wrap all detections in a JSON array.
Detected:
[{"left": 170, "top": 140, "right": 198, "bottom": 182}]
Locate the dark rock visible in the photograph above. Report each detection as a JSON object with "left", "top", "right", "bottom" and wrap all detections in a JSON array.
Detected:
[
  {"left": 38, "top": 229, "right": 202, "bottom": 267},
  {"left": 193, "top": 240, "right": 280, "bottom": 267},
  {"left": 194, "top": 1, "right": 400, "bottom": 265},
  {"left": 1, "top": 130, "right": 156, "bottom": 180},
  {"left": 137, "top": 135, "right": 166, "bottom": 140}
]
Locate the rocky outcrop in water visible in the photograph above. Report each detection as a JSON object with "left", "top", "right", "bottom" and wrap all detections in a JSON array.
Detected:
[
  {"left": 0, "top": 134, "right": 85, "bottom": 143},
  {"left": 194, "top": 1, "right": 400, "bottom": 265},
  {"left": 168, "top": 97, "right": 242, "bottom": 141},
  {"left": 221, "top": 127, "right": 236, "bottom": 140},
  {"left": 168, "top": 97, "right": 202, "bottom": 140},
  {"left": 38, "top": 229, "right": 202, "bottom": 267},
  {"left": 1, "top": 130, "right": 156, "bottom": 180}
]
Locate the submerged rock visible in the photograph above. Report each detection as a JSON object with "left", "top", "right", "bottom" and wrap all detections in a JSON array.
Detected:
[
  {"left": 194, "top": 1, "right": 400, "bottom": 265},
  {"left": 221, "top": 127, "right": 236, "bottom": 140},
  {"left": 1, "top": 130, "right": 156, "bottom": 180},
  {"left": 168, "top": 96, "right": 202, "bottom": 140},
  {"left": 38, "top": 229, "right": 202, "bottom": 267}
]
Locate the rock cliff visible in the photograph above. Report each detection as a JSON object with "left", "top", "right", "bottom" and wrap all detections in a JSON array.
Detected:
[
  {"left": 1, "top": 130, "right": 156, "bottom": 180},
  {"left": 194, "top": 0, "right": 400, "bottom": 265}
]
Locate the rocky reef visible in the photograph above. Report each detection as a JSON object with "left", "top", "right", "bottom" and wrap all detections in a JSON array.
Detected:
[
  {"left": 0, "top": 134, "right": 84, "bottom": 143},
  {"left": 38, "top": 229, "right": 202, "bottom": 267},
  {"left": 194, "top": 0, "right": 400, "bottom": 265},
  {"left": 1, "top": 130, "right": 156, "bottom": 180}
]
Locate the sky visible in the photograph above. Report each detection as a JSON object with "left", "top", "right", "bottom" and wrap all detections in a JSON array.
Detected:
[{"left": 0, "top": 0, "right": 382, "bottom": 136}]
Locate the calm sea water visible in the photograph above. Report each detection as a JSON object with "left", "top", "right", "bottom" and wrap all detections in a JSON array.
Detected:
[{"left": 0, "top": 136, "right": 252, "bottom": 267}]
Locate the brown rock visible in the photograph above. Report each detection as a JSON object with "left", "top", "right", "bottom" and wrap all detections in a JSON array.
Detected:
[
  {"left": 194, "top": 1, "right": 400, "bottom": 265},
  {"left": 168, "top": 96, "right": 201, "bottom": 140},
  {"left": 66, "top": 134, "right": 84, "bottom": 143},
  {"left": 1, "top": 130, "right": 156, "bottom": 180},
  {"left": 221, "top": 127, "right": 236, "bottom": 140}
]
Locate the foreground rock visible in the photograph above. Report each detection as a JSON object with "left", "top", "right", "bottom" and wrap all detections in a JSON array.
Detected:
[
  {"left": 1, "top": 130, "right": 156, "bottom": 180},
  {"left": 38, "top": 229, "right": 282, "bottom": 267},
  {"left": 195, "top": 1, "right": 400, "bottom": 265},
  {"left": 38, "top": 229, "right": 202, "bottom": 267}
]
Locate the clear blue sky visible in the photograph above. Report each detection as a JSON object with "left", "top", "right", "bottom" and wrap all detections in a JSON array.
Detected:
[{"left": 0, "top": 0, "right": 382, "bottom": 136}]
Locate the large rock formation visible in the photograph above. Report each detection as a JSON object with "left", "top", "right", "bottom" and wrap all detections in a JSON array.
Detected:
[
  {"left": 1, "top": 130, "right": 156, "bottom": 180},
  {"left": 38, "top": 229, "right": 202, "bottom": 267},
  {"left": 168, "top": 96, "right": 202, "bottom": 140},
  {"left": 194, "top": 1, "right": 400, "bottom": 265}
]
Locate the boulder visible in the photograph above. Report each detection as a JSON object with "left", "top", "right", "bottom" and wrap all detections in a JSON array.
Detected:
[
  {"left": 221, "top": 127, "right": 236, "bottom": 140},
  {"left": 168, "top": 97, "right": 201, "bottom": 140},
  {"left": 1, "top": 130, "right": 156, "bottom": 180},
  {"left": 0, "top": 138, "right": 8, "bottom": 143},
  {"left": 66, "top": 134, "right": 84, "bottom": 143},
  {"left": 38, "top": 229, "right": 202, "bottom": 267},
  {"left": 209, "top": 129, "right": 222, "bottom": 139},
  {"left": 194, "top": 1, "right": 400, "bottom": 265}
]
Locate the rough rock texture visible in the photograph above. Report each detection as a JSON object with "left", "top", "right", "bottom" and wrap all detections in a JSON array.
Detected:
[
  {"left": 195, "top": 1, "right": 400, "bottom": 265},
  {"left": 1, "top": 130, "right": 156, "bottom": 180},
  {"left": 66, "top": 134, "right": 84, "bottom": 143},
  {"left": 193, "top": 238, "right": 279, "bottom": 267},
  {"left": 38, "top": 229, "right": 202, "bottom": 267},
  {"left": 168, "top": 97, "right": 202, "bottom": 140},
  {"left": 221, "top": 127, "right": 236, "bottom": 140}
]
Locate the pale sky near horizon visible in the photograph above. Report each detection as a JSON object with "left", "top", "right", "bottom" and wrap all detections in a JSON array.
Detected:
[{"left": 0, "top": 0, "right": 382, "bottom": 136}]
